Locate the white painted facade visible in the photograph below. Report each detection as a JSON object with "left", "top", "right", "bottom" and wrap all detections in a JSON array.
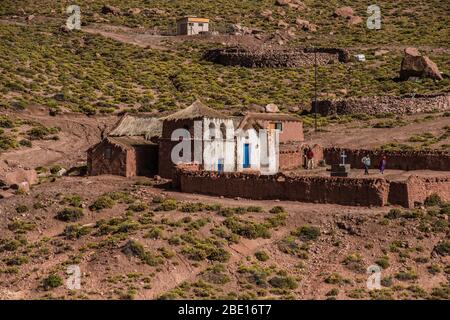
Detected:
[{"left": 201, "top": 117, "right": 279, "bottom": 174}]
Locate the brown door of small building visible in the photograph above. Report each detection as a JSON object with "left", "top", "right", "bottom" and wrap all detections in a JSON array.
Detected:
[{"left": 134, "top": 144, "right": 159, "bottom": 176}]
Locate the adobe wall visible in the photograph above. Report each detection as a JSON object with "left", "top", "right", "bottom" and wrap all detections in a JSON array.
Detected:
[
  {"left": 403, "top": 176, "right": 450, "bottom": 208},
  {"left": 176, "top": 169, "right": 390, "bottom": 206},
  {"left": 314, "top": 93, "right": 449, "bottom": 116},
  {"left": 87, "top": 140, "right": 131, "bottom": 177},
  {"left": 324, "top": 148, "right": 450, "bottom": 171},
  {"left": 176, "top": 168, "right": 450, "bottom": 208}
]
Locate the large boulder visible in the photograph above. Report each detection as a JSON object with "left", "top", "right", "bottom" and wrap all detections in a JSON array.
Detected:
[
  {"left": 1, "top": 168, "right": 38, "bottom": 192},
  {"left": 295, "top": 18, "right": 317, "bottom": 32},
  {"left": 334, "top": 7, "right": 354, "bottom": 18},
  {"left": 265, "top": 103, "right": 280, "bottom": 113},
  {"left": 348, "top": 16, "right": 363, "bottom": 26},
  {"left": 101, "top": 5, "right": 122, "bottom": 16},
  {"left": 400, "top": 47, "right": 443, "bottom": 81}
]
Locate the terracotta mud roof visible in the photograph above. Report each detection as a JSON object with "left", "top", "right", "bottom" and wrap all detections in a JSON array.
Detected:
[
  {"left": 163, "top": 100, "right": 228, "bottom": 121},
  {"left": 107, "top": 136, "right": 156, "bottom": 149},
  {"left": 237, "top": 112, "right": 301, "bottom": 130},
  {"left": 109, "top": 114, "right": 162, "bottom": 139}
]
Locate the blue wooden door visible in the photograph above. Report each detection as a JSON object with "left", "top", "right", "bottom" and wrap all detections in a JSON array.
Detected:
[
  {"left": 218, "top": 158, "right": 224, "bottom": 174},
  {"left": 243, "top": 143, "right": 250, "bottom": 168}
]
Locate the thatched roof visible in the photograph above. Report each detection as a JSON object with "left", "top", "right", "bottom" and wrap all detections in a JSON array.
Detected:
[
  {"left": 109, "top": 114, "right": 162, "bottom": 140},
  {"left": 163, "top": 100, "right": 227, "bottom": 121},
  {"left": 237, "top": 112, "right": 301, "bottom": 130}
]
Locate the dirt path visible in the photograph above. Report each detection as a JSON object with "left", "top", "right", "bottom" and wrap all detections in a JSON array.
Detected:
[{"left": 0, "top": 107, "right": 116, "bottom": 169}]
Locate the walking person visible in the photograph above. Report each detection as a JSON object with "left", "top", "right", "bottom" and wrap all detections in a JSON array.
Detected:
[
  {"left": 361, "top": 154, "right": 371, "bottom": 175},
  {"left": 307, "top": 148, "right": 315, "bottom": 170},
  {"left": 379, "top": 156, "right": 387, "bottom": 174}
]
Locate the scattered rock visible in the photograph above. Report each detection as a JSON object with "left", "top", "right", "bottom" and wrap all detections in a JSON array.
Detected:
[
  {"left": 59, "top": 25, "right": 71, "bottom": 33},
  {"left": 277, "top": 20, "right": 289, "bottom": 29},
  {"left": 288, "top": 105, "right": 300, "bottom": 113},
  {"left": 400, "top": 47, "right": 443, "bottom": 81},
  {"left": 260, "top": 9, "right": 273, "bottom": 18},
  {"left": 58, "top": 168, "right": 67, "bottom": 177},
  {"left": 265, "top": 103, "right": 280, "bottom": 113},
  {"left": 374, "top": 49, "right": 389, "bottom": 56},
  {"left": 0, "top": 190, "right": 14, "bottom": 199},
  {"left": 334, "top": 6, "right": 354, "bottom": 18},
  {"left": 348, "top": 15, "right": 363, "bottom": 26},
  {"left": 101, "top": 5, "right": 122, "bottom": 16},
  {"left": 25, "top": 15, "right": 35, "bottom": 22},
  {"left": 295, "top": 18, "right": 317, "bottom": 32},
  {"left": 127, "top": 8, "right": 141, "bottom": 16},
  {"left": 276, "top": 0, "right": 291, "bottom": 6},
  {"left": 2, "top": 169, "right": 37, "bottom": 189}
]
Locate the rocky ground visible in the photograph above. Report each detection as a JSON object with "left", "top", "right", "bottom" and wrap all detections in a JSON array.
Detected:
[{"left": 0, "top": 174, "right": 448, "bottom": 300}]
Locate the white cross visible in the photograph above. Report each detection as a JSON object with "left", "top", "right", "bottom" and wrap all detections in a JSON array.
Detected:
[{"left": 340, "top": 151, "right": 347, "bottom": 165}]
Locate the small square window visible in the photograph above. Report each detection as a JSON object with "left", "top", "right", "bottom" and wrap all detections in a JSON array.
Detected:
[
  {"left": 275, "top": 123, "right": 283, "bottom": 131},
  {"left": 198, "top": 23, "right": 204, "bottom": 27}
]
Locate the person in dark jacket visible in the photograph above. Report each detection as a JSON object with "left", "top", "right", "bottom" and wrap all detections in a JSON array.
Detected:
[{"left": 379, "top": 156, "right": 387, "bottom": 174}]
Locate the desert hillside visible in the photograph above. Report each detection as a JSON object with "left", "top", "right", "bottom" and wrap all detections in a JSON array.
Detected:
[{"left": 0, "top": 1, "right": 449, "bottom": 301}]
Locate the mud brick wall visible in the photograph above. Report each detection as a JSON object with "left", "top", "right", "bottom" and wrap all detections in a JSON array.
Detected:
[
  {"left": 324, "top": 148, "right": 450, "bottom": 171},
  {"left": 403, "top": 176, "right": 450, "bottom": 208},
  {"left": 314, "top": 93, "right": 449, "bottom": 116},
  {"left": 176, "top": 169, "right": 390, "bottom": 206},
  {"left": 87, "top": 140, "right": 131, "bottom": 177}
]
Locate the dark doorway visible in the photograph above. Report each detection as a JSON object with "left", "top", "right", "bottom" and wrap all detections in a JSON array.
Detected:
[{"left": 134, "top": 144, "right": 159, "bottom": 176}]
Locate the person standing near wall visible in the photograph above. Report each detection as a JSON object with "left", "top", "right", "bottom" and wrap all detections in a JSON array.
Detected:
[
  {"left": 362, "top": 155, "right": 371, "bottom": 175},
  {"left": 379, "top": 156, "right": 387, "bottom": 174},
  {"left": 307, "top": 148, "right": 315, "bottom": 170}
]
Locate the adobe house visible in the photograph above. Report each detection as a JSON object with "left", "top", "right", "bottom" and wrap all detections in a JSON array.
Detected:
[
  {"left": 87, "top": 100, "right": 314, "bottom": 179},
  {"left": 158, "top": 100, "right": 232, "bottom": 179},
  {"left": 159, "top": 101, "right": 307, "bottom": 178},
  {"left": 237, "top": 113, "right": 305, "bottom": 170},
  {"left": 176, "top": 16, "right": 210, "bottom": 35},
  {"left": 87, "top": 114, "right": 162, "bottom": 177}
]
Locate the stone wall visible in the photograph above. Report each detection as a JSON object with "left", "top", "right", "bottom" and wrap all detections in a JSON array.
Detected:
[
  {"left": 87, "top": 140, "right": 131, "bottom": 177},
  {"left": 176, "top": 168, "right": 389, "bottom": 206},
  {"left": 324, "top": 148, "right": 450, "bottom": 171},
  {"left": 314, "top": 93, "right": 450, "bottom": 116},
  {"left": 175, "top": 167, "right": 450, "bottom": 208},
  {"left": 203, "top": 46, "right": 349, "bottom": 68}
]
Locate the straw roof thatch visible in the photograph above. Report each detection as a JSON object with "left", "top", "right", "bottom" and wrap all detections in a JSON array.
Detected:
[
  {"left": 237, "top": 112, "right": 300, "bottom": 130},
  {"left": 163, "top": 100, "right": 227, "bottom": 121},
  {"left": 109, "top": 114, "right": 162, "bottom": 140}
]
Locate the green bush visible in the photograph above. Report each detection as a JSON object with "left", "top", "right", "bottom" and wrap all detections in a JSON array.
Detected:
[
  {"left": 268, "top": 276, "right": 298, "bottom": 290},
  {"left": 15, "top": 205, "right": 28, "bottom": 213},
  {"left": 155, "top": 199, "right": 177, "bottom": 211},
  {"left": 63, "top": 224, "right": 91, "bottom": 239},
  {"left": 127, "top": 202, "right": 148, "bottom": 212},
  {"left": 269, "top": 206, "right": 285, "bottom": 214},
  {"left": 255, "top": 250, "right": 269, "bottom": 262},
  {"left": 292, "top": 225, "right": 320, "bottom": 241},
  {"left": 55, "top": 207, "right": 84, "bottom": 222},
  {"left": 89, "top": 196, "right": 115, "bottom": 211},
  {"left": 385, "top": 208, "right": 402, "bottom": 219},
  {"left": 223, "top": 217, "right": 270, "bottom": 239},
  {"left": 434, "top": 241, "right": 450, "bottom": 256},
  {"left": 424, "top": 193, "right": 442, "bottom": 207},
  {"left": 42, "top": 274, "right": 63, "bottom": 290}
]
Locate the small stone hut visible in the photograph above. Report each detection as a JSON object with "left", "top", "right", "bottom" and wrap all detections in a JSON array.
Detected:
[{"left": 87, "top": 114, "right": 162, "bottom": 177}]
